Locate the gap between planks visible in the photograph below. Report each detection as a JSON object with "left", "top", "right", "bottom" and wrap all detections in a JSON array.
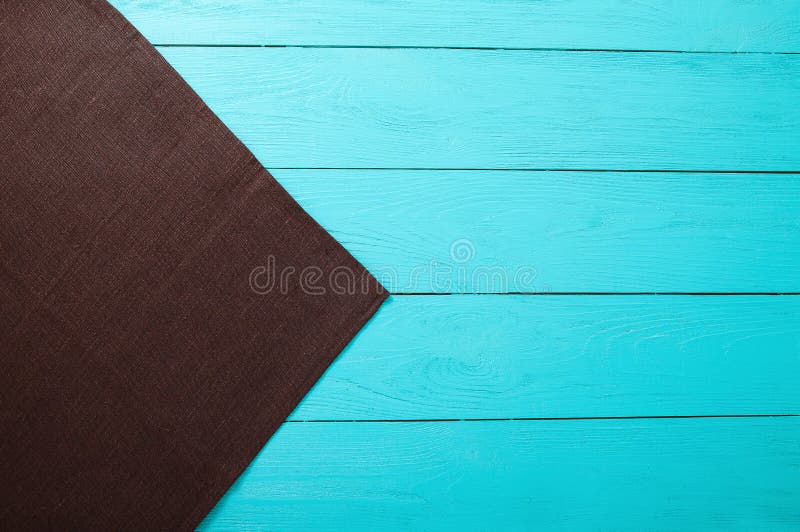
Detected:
[
  {"left": 286, "top": 414, "right": 799, "bottom": 423},
  {"left": 267, "top": 168, "right": 800, "bottom": 174},
  {"left": 390, "top": 292, "right": 800, "bottom": 296},
  {"left": 152, "top": 44, "right": 800, "bottom": 55}
]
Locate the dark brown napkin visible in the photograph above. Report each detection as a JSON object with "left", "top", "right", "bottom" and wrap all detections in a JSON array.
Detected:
[{"left": 0, "top": 1, "right": 387, "bottom": 529}]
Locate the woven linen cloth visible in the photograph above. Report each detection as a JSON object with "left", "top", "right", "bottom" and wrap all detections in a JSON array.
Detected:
[{"left": 0, "top": 1, "right": 387, "bottom": 529}]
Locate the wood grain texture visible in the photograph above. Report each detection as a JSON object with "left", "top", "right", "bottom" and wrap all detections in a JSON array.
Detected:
[
  {"left": 199, "top": 417, "right": 800, "bottom": 530},
  {"left": 110, "top": 0, "right": 800, "bottom": 52},
  {"left": 288, "top": 296, "right": 800, "bottom": 420},
  {"left": 101, "top": 4, "right": 800, "bottom": 529},
  {"left": 271, "top": 170, "right": 800, "bottom": 293},
  {"left": 157, "top": 47, "right": 800, "bottom": 170}
]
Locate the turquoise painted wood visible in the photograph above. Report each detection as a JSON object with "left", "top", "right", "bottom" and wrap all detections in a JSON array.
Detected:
[
  {"left": 156, "top": 48, "right": 800, "bottom": 171},
  {"left": 289, "top": 296, "right": 800, "bottom": 420},
  {"left": 271, "top": 170, "right": 800, "bottom": 292},
  {"left": 110, "top": 1, "right": 800, "bottom": 52},
  {"left": 199, "top": 418, "right": 800, "bottom": 530},
  {"left": 106, "top": 1, "right": 800, "bottom": 529}
]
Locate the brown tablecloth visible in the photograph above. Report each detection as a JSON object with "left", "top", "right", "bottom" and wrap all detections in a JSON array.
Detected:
[{"left": 0, "top": 2, "right": 387, "bottom": 529}]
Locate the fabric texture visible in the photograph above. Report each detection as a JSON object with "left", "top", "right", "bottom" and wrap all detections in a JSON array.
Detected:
[{"left": 0, "top": 1, "right": 387, "bottom": 529}]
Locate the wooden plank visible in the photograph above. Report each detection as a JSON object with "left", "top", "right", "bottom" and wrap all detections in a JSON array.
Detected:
[
  {"left": 288, "top": 296, "right": 800, "bottom": 420},
  {"left": 200, "top": 417, "right": 800, "bottom": 530},
  {"left": 110, "top": 0, "right": 800, "bottom": 52},
  {"left": 157, "top": 48, "right": 800, "bottom": 171},
  {"left": 271, "top": 170, "right": 800, "bottom": 293}
]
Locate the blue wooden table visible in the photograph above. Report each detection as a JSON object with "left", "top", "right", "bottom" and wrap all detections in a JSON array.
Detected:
[{"left": 111, "top": 2, "right": 800, "bottom": 529}]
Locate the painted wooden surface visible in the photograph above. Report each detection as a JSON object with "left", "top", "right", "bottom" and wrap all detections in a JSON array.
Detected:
[
  {"left": 156, "top": 48, "right": 800, "bottom": 171},
  {"left": 105, "top": 1, "right": 800, "bottom": 530},
  {"left": 288, "top": 296, "right": 800, "bottom": 420},
  {"left": 272, "top": 170, "right": 800, "bottom": 292},
  {"left": 200, "top": 418, "right": 800, "bottom": 530},
  {"left": 111, "top": 0, "right": 800, "bottom": 52}
]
